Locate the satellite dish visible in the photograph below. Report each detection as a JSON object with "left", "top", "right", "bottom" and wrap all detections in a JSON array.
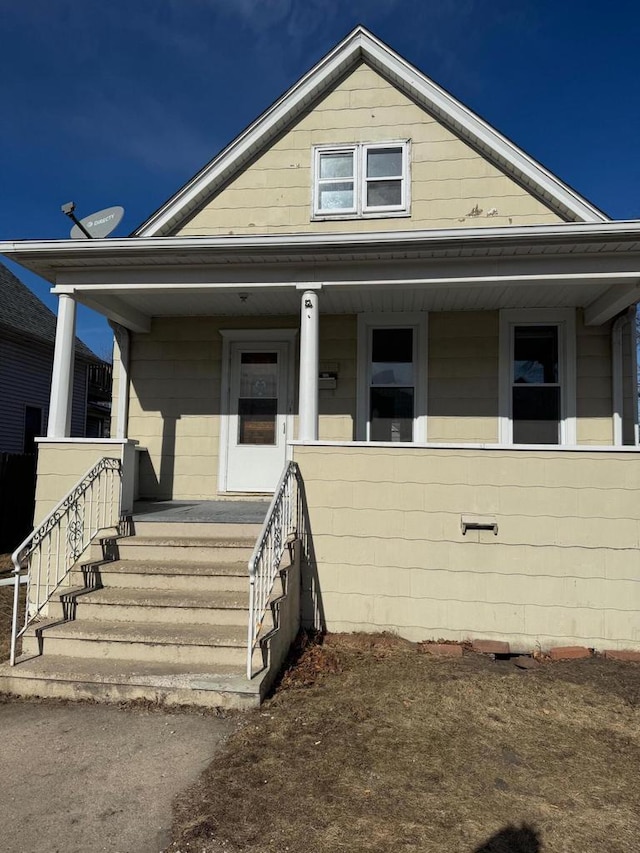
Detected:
[{"left": 70, "top": 205, "right": 124, "bottom": 239}]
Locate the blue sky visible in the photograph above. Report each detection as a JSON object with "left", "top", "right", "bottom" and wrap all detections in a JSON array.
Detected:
[{"left": 1, "top": 0, "right": 639, "bottom": 357}]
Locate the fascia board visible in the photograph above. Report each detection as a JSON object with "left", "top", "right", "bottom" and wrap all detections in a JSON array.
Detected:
[
  {"left": 3, "top": 219, "right": 640, "bottom": 263},
  {"left": 135, "top": 27, "right": 607, "bottom": 239}
]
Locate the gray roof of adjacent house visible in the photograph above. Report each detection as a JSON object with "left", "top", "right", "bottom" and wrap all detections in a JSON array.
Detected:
[{"left": 0, "top": 262, "right": 97, "bottom": 361}]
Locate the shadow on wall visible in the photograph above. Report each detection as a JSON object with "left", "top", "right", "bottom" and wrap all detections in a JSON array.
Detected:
[{"left": 473, "top": 823, "right": 542, "bottom": 853}]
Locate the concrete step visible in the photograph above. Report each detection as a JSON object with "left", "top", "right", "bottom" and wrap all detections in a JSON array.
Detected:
[
  {"left": 49, "top": 587, "right": 256, "bottom": 627},
  {"left": 71, "top": 560, "right": 248, "bottom": 592},
  {"left": 131, "top": 521, "right": 263, "bottom": 539},
  {"left": 23, "top": 619, "right": 254, "bottom": 667},
  {"left": 0, "top": 655, "right": 266, "bottom": 710},
  {"left": 112, "top": 536, "right": 256, "bottom": 564}
]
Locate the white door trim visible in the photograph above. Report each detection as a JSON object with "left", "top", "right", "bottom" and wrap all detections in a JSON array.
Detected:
[
  {"left": 499, "top": 308, "right": 576, "bottom": 445},
  {"left": 218, "top": 328, "right": 297, "bottom": 492},
  {"left": 356, "top": 312, "right": 428, "bottom": 442}
]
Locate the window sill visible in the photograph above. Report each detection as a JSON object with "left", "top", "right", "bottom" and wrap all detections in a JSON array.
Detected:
[{"left": 311, "top": 210, "right": 411, "bottom": 223}]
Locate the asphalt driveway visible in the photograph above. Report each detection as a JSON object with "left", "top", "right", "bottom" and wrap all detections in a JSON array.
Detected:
[{"left": 0, "top": 700, "right": 235, "bottom": 853}]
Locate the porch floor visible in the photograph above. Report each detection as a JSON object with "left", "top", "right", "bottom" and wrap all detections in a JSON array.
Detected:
[{"left": 132, "top": 500, "right": 270, "bottom": 525}]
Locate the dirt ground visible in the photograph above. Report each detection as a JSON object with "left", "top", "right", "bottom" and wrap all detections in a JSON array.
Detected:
[
  {"left": 167, "top": 634, "right": 640, "bottom": 853},
  {"left": 0, "top": 698, "right": 235, "bottom": 853}
]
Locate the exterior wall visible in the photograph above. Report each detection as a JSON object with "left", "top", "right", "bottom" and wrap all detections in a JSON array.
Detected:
[
  {"left": 622, "top": 314, "right": 637, "bottom": 445},
  {"left": 126, "top": 308, "right": 621, "bottom": 500},
  {"left": 294, "top": 443, "right": 640, "bottom": 651},
  {"left": 177, "top": 63, "right": 561, "bottom": 237},
  {"left": 0, "top": 331, "right": 89, "bottom": 453},
  {"left": 576, "top": 311, "right": 613, "bottom": 445},
  {"left": 428, "top": 311, "right": 499, "bottom": 443}
]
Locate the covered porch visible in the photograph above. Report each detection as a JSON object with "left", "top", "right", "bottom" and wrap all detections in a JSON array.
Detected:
[{"left": 4, "top": 221, "right": 639, "bottom": 511}]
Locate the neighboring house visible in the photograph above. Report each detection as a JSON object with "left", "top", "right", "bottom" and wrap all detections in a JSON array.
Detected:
[
  {"left": 1, "top": 28, "right": 639, "bottom": 701},
  {"left": 0, "top": 261, "right": 111, "bottom": 451}
]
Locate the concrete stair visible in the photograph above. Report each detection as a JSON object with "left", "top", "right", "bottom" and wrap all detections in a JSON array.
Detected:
[{"left": 0, "top": 521, "right": 280, "bottom": 710}]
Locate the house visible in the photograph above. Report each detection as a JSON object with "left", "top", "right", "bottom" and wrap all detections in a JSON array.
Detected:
[
  {"left": 0, "top": 27, "right": 639, "bottom": 706},
  {"left": 0, "top": 261, "right": 108, "bottom": 453}
]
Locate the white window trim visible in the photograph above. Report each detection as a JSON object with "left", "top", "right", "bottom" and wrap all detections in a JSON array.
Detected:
[
  {"left": 356, "top": 312, "right": 428, "bottom": 443},
  {"left": 312, "top": 140, "right": 410, "bottom": 220},
  {"left": 499, "top": 308, "right": 576, "bottom": 446},
  {"left": 217, "top": 329, "right": 298, "bottom": 493}
]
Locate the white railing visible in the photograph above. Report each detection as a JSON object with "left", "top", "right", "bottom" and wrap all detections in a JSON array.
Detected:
[
  {"left": 247, "top": 461, "right": 303, "bottom": 679},
  {"left": 10, "top": 457, "right": 122, "bottom": 665}
]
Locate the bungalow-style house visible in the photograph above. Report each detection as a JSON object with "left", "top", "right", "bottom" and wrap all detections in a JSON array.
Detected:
[{"left": 0, "top": 27, "right": 639, "bottom": 707}]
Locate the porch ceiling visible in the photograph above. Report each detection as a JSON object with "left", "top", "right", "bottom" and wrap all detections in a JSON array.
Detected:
[{"left": 67, "top": 279, "right": 608, "bottom": 320}]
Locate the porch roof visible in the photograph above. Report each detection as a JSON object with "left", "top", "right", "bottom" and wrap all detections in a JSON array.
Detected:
[{"left": 2, "top": 220, "right": 640, "bottom": 331}]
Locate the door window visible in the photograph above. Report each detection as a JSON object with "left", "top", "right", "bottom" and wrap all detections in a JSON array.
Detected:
[{"left": 238, "top": 352, "right": 278, "bottom": 445}]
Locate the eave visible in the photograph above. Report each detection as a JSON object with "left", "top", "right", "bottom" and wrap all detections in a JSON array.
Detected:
[{"left": 2, "top": 222, "right": 640, "bottom": 331}]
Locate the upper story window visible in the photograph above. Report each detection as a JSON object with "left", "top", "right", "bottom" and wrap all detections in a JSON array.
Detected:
[{"left": 313, "top": 141, "right": 410, "bottom": 219}]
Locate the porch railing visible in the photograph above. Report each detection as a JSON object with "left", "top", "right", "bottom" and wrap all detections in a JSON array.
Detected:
[
  {"left": 10, "top": 456, "right": 122, "bottom": 666},
  {"left": 247, "top": 461, "right": 303, "bottom": 679}
]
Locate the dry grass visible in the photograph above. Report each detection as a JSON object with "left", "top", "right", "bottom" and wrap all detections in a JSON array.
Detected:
[{"left": 168, "top": 633, "right": 640, "bottom": 853}]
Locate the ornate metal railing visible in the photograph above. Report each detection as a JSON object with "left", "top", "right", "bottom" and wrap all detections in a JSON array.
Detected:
[
  {"left": 247, "top": 461, "right": 303, "bottom": 679},
  {"left": 10, "top": 457, "right": 122, "bottom": 665}
]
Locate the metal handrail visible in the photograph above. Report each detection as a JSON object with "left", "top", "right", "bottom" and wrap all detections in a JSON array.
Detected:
[
  {"left": 10, "top": 456, "right": 122, "bottom": 665},
  {"left": 247, "top": 461, "right": 302, "bottom": 679}
]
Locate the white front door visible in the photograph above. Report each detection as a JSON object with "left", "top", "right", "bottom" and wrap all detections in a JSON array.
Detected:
[{"left": 225, "top": 342, "right": 290, "bottom": 492}]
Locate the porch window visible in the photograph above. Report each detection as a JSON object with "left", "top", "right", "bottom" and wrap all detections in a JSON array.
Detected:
[
  {"left": 313, "top": 142, "right": 409, "bottom": 218},
  {"left": 512, "top": 326, "right": 560, "bottom": 444},
  {"left": 369, "top": 328, "right": 415, "bottom": 442},
  {"left": 500, "top": 309, "right": 576, "bottom": 446}
]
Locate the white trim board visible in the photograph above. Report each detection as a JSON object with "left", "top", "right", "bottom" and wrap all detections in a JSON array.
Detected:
[{"left": 134, "top": 26, "right": 606, "bottom": 238}]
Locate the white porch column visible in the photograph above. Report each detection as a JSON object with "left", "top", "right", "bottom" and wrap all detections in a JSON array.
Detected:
[
  {"left": 47, "top": 294, "right": 77, "bottom": 438},
  {"left": 298, "top": 287, "right": 320, "bottom": 441}
]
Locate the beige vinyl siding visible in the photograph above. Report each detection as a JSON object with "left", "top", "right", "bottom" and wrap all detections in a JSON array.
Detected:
[
  {"left": 576, "top": 310, "right": 613, "bottom": 444},
  {"left": 428, "top": 311, "right": 499, "bottom": 443},
  {"left": 177, "top": 63, "right": 561, "bottom": 237},
  {"left": 294, "top": 444, "right": 640, "bottom": 651}
]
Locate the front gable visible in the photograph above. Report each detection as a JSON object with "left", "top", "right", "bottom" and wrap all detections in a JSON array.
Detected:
[
  {"left": 137, "top": 27, "right": 606, "bottom": 238},
  {"left": 176, "top": 62, "right": 563, "bottom": 237}
]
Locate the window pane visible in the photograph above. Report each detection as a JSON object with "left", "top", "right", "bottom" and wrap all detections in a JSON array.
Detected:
[
  {"left": 318, "top": 183, "right": 354, "bottom": 210},
  {"left": 514, "top": 326, "right": 558, "bottom": 384},
  {"left": 370, "top": 388, "right": 414, "bottom": 441},
  {"left": 513, "top": 386, "right": 560, "bottom": 444},
  {"left": 367, "top": 180, "right": 402, "bottom": 208},
  {"left": 240, "top": 352, "right": 278, "bottom": 398},
  {"left": 319, "top": 152, "right": 353, "bottom": 179},
  {"left": 371, "top": 328, "right": 413, "bottom": 385},
  {"left": 372, "top": 328, "right": 413, "bottom": 362},
  {"left": 367, "top": 147, "right": 402, "bottom": 178},
  {"left": 238, "top": 399, "right": 277, "bottom": 445}
]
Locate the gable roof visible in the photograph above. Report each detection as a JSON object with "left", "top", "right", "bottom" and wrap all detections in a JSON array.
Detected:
[
  {"left": 0, "top": 262, "right": 98, "bottom": 361},
  {"left": 135, "top": 26, "right": 608, "bottom": 238}
]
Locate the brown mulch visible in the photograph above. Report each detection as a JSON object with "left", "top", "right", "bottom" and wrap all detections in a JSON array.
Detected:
[{"left": 167, "top": 632, "right": 640, "bottom": 853}]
